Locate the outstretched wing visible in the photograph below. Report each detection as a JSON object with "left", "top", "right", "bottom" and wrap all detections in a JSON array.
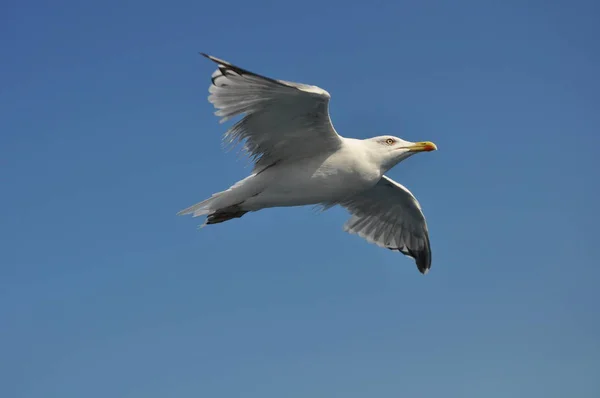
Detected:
[
  {"left": 341, "top": 176, "right": 432, "bottom": 274},
  {"left": 201, "top": 53, "right": 343, "bottom": 172}
]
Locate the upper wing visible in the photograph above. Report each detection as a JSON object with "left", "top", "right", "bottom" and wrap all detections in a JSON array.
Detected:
[
  {"left": 341, "top": 176, "right": 432, "bottom": 274},
  {"left": 201, "top": 53, "right": 343, "bottom": 172}
]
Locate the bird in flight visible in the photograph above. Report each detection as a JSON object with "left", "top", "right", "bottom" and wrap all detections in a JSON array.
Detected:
[{"left": 178, "top": 53, "right": 438, "bottom": 274}]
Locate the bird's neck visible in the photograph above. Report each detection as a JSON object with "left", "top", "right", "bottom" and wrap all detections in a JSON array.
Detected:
[
  {"left": 342, "top": 138, "right": 392, "bottom": 176},
  {"left": 364, "top": 146, "right": 401, "bottom": 175}
]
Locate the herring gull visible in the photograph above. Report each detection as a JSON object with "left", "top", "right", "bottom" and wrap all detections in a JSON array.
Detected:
[{"left": 178, "top": 53, "right": 438, "bottom": 274}]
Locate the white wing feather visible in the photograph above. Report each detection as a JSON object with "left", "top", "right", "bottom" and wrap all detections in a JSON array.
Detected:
[
  {"left": 202, "top": 54, "right": 343, "bottom": 172},
  {"left": 341, "top": 176, "right": 432, "bottom": 274}
]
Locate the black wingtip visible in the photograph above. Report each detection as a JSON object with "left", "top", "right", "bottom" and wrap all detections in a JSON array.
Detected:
[
  {"left": 197, "top": 53, "right": 289, "bottom": 88},
  {"left": 199, "top": 53, "right": 237, "bottom": 70},
  {"left": 199, "top": 52, "right": 214, "bottom": 62},
  {"left": 414, "top": 249, "right": 431, "bottom": 275},
  {"left": 416, "top": 233, "right": 432, "bottom": 275},
  {"left": 199, "top": 52, "right": 223, "bottom": 64},
  {"left": 417, "top": 263, "right": 430, "bottom": 275},
  {"left": 389, "top": 246, "right": 431, "bottom": 275}
]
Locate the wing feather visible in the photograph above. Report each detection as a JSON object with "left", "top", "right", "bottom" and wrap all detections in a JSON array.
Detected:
[
  {"left": 201, "top": 53, "right": 343, "bottom": 172},
  {"left": 341, "top": 176, "right": 432, "bottom": 274}
]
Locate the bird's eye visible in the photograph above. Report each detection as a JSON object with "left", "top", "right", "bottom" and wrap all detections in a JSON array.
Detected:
[{"left": 385, "top": 138, "right": 395, "bottom": 145}]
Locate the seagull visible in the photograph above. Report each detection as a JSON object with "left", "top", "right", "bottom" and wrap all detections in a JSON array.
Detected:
[{"left": 178, "top": 53, "right": 438, "bottom": 274}]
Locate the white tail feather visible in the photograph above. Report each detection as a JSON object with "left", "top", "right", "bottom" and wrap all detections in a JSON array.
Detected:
[
  {"left": 177, "top": 174, "right": 260, "bottom": 218},
  {"left": 176, "top": 191, "right": 225, "bottom": 217}
]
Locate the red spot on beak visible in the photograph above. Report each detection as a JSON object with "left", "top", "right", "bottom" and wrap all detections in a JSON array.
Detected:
[{"left": 423, "top": 142, "right": 437, "bottom": 151}]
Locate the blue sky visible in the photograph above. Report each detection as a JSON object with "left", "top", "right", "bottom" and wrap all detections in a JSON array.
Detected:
[{"left": 1, "top": 0, "right": 599, "bottom": 396}]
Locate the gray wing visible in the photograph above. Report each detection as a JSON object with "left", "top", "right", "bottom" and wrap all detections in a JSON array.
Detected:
[
  {"left": 201, "top": 53, "right": 343, "bottom": 172},
  {"left": 341, "top": 176, "right": 432, "bottom": 274}
]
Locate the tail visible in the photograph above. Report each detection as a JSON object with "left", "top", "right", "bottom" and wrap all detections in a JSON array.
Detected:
[
  {"left": 176, "top": 191, "right": 226, "bottom": 218},
  {"left": 177, "top": 194, "right": 249, "bottom": 227},
  {"left": 176, "top": 174, "right": 259, "bottom": 224}
]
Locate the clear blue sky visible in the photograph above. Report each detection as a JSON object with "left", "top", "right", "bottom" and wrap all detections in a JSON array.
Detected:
[{"left": 1, "top": 0, "right": 599, "bottom": 397}]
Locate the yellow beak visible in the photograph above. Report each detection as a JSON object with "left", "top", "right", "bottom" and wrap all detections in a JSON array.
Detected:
[{"left": 408, "top": 141, "right": 438, "bottom": 152}]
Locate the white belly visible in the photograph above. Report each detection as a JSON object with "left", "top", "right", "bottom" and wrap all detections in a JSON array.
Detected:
[{"left": 241, "top": 149, "right": 381, "bottom": 211}]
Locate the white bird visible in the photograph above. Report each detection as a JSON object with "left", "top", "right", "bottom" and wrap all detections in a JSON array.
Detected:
[{"left": 178, "top": 53, "right": 438, "bottom": 274}]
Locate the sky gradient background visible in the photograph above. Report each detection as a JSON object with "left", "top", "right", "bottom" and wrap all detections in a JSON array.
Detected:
[{"left": 1, "top": 0, "right": 599, "bottom": 397}]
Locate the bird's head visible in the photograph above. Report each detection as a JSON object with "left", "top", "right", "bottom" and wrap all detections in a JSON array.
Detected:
[{"left": 365, "top": 135, "right": 438, "bottom": 172}]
